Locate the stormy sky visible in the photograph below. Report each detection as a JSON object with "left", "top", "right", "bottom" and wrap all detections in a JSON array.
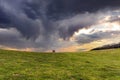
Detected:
[{"left": 0, "top": 0, "right": 120, "bottom": 52}]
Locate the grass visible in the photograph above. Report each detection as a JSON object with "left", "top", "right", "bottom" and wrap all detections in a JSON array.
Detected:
[{"left": 0, "top": 49, "right": 120, "bottom": 80}]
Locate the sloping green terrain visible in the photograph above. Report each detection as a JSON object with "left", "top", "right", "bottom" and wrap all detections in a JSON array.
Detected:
[{"left": 0, "top": 49, "right": 120, "bottom": 80}]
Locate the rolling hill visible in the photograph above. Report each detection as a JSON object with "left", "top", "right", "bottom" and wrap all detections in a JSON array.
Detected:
[
  {"left": 0, "top": 49, "right": 120, "bottom": 80},
  {"left": 92, "top": 43, "right": 120, "bottom": 50}
]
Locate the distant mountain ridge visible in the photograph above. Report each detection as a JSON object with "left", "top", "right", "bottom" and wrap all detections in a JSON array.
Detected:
[{"left": 91, "top": 43, "right": 120, "bottom": 50}]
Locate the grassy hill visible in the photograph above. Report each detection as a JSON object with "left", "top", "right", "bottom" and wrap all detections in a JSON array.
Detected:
[{"left": 0, "top": 49, "right": 120, "bottom": 80}]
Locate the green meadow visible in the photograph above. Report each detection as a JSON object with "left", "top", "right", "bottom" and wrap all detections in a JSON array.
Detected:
[{"left": 0, "top": 49, "right": 120, "bottom": 80}]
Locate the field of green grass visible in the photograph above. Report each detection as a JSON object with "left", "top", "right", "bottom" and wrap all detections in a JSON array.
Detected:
[{"left": 0, "top": 49, "right": 120, "bottom": 80}]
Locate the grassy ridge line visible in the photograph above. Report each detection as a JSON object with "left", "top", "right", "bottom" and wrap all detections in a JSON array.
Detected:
[
  {"left": 0, "top": 48, "right": 120, "bottom": 54},
  {"left": 0, "top": 49, "right": 120, "bottom": 80}
]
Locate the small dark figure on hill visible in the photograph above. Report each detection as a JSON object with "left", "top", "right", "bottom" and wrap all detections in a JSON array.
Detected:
[{"left": 52, "top": 50, "right": 55, "bottom": 53}]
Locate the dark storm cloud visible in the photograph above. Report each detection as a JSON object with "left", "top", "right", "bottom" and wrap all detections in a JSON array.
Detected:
[
  {"left": 0, "top": 8, "right": 10, "bottom": 24},
  {"left": 0, "top": 0, "right": 57, "bottom": 39},
  {"left": 47, "top": 0, "right": 120, "bottom": 19},
  {"left": 56, "top": 12, "right": 101, "bottom": 40},
  {"left": 0, "top": 28, "right": 34, "bottom": 48},
  {"left": 0, "top": 0, "right": 59, "bottom": 50},
  {"left": 1, "top": 0, "right": 120, "bottom": 39},
  {"left": 0, "top": 0, "right": 120, "bottom": 51},
  {"left": 75, "top": 31, "right": 120, "bottom": 44}
]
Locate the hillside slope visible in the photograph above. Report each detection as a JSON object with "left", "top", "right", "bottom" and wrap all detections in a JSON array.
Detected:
[
  {"left": 92, "top": 43, "right": 120, "bottom": 50},
  {"left": 0, "top": 49, "right": 120, "bottom": 80}
]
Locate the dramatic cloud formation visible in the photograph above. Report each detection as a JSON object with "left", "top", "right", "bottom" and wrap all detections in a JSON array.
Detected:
[{"left": 0, "top": 0, "right": 120, "bottom": 52}]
